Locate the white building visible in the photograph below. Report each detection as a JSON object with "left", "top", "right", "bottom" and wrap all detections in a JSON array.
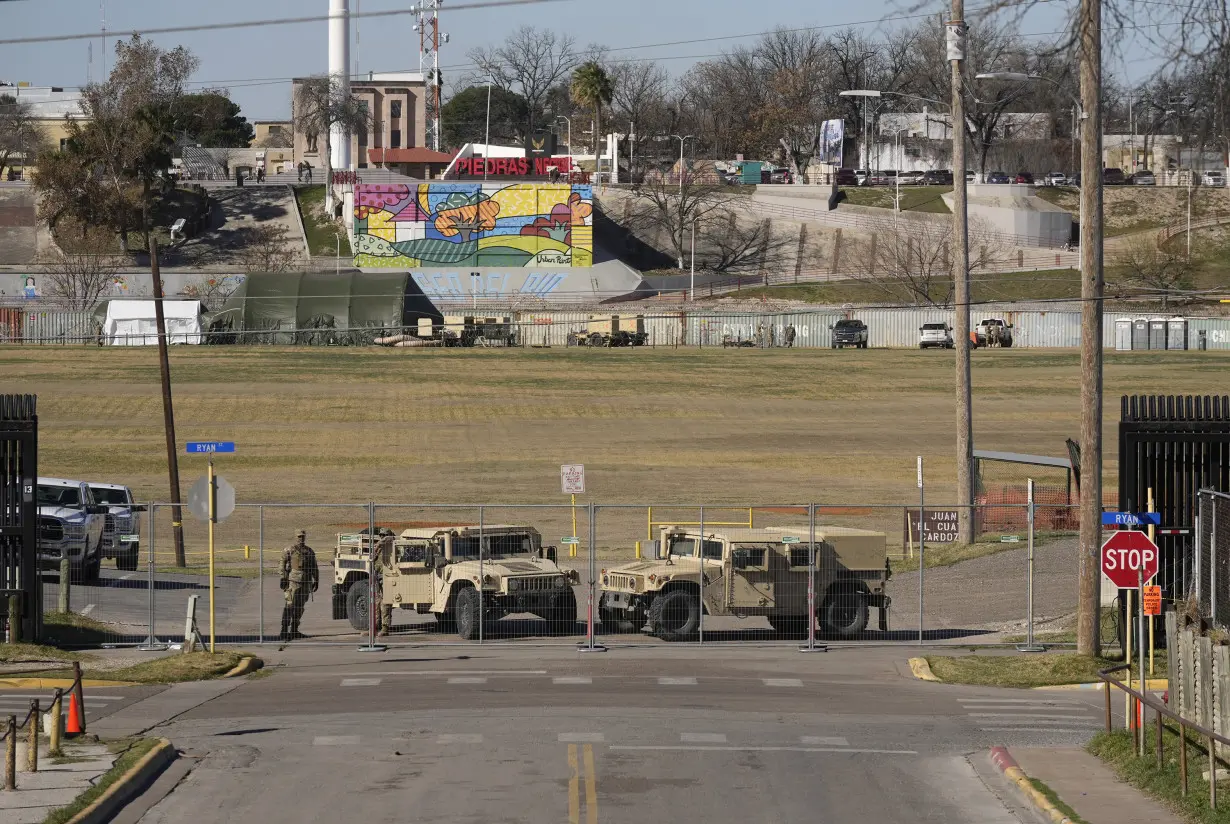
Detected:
[{"left": 857, "top": 110, "right": 1053, "bottom": 172}]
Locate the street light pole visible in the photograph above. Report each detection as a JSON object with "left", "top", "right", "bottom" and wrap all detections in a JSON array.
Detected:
[
  {"left": 673, "top": 134, "right": 695, "bottom": 195},
  {"left": 949, "top": 2, "right": 974, "bottom": 544},
  {"left": 483, "top": 83, "right": 491, "bottom": 182}
]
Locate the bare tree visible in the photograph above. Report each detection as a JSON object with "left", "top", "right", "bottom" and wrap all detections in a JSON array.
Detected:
[
  {"left": 255, "top": 127, "right": 294, "bottom": 149},
  {"left": 697, "top": 213, "right": 800, "bottom": 274},
  {"left": 35, "top": 239, "right": 126, "bottom": 310},
  {"left": 1114, "top": 234, "right": 1192, "bottom": 310},
  {"left": 856, "top": 216, "right": 1008, "bottom": 305},
  {"left": 609, "top": 61, "right": 671, "bottom": 182},
  {"left": 180, "top": 274, "right": 244, "bottom": 311},
  {"left": 0, "top": 96, "right": 49, "bottom": 179},
  {"left": 621, "top": 179, "right": 741, "bottom": 269},
  {"left": 293, "top": 74, "right": 372, "bottom": 214},
  {"left": 238, "top": 225, "right": 303, "bottom": 273},
  {"left": 210, "top": 145, "right": 237, "bottom": 176},
  {"left": 468, "top": 27, "right": 579, "bottom": 130}
]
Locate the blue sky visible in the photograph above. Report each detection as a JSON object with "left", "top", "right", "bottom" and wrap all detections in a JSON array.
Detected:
[{"left": 1, "top": 0, "right": 1098, "bottom": 121}]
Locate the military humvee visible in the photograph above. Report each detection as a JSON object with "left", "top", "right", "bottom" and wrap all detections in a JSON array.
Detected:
[
  {"left": 598, "top": 525, "right": 890, "bottom": 641},
  {"left": 331, "top": 524, "right": 580, "bottom": 640}
]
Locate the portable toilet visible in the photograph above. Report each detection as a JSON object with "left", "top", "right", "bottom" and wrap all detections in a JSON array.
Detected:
[
  {"left": 1167, "top": 317, "right": 1188, "bottom": 350},
  {"left": 739, "top": 161, "right": 762, "bottom": 184},
  {"left": 1149, "top": 318, "right": 1168, "bottom": 350},
  {"left": 1115, "top": 318, "right": 1133, "bottom": 351},
  {"left": 1131, "top": 318, "right": 1150, "bottom": 350}
]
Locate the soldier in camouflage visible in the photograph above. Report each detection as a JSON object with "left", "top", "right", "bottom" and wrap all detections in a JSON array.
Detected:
[
  {"left": 280, "top": 529, "right": 319, "bottom": 641},
  {"left": 374, "top": 533, "right": 394, "bottom": 636}
]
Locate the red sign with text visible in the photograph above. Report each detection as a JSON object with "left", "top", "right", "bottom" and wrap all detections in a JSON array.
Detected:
[
  {"left": 454, "top": 156, "right": 574, "bottom": 177},
  {"left": 1101, "top": 530, "right": 1159, "bottom": 589}
]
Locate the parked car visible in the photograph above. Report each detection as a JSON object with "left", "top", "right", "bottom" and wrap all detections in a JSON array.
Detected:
[
  {"left": 1131, "top": 170, "right": 1156, "bottom": 186},
  {"left": 831, "top": 319, "right": 869, "bottom": 349},
  {"left": 37, "top": 478, "right": 107, "bottom": 582},
  {"left": 1103, "top": 167, "right": 1128, "bottom": 185},
  {"left": 919, "top": 322, "right": 954, "bottom": 349},
  {"left": 869, "top": 170, "right": 898, "bottom": 186},
  {"left": 835, "top": 168, "right": 858, "bottom": 187},
  {"left": 1013, "top": 172, "right": 1035, "bottom": 184},
  {"left": 923, "top": 169, "right": 954, "bottom": 185},
  {"left": 975, "top": 318, "right": 1014, "bottom": 348},
  {"left": 769, "top": 168, "right": 791, "bottom": 184},
  {"left": 987, "top": 171, "right": 1011, "bottom": 184},
  {"left": 965, "top": 170, "right": 976, "bottom": 182},
  {"left": 854, "top": 168, "right": 871, "bottom": 186},
  {"left": 88, "top": 482, "right": 143, "bottom": 571},
  {"left": 1045, "top": 171, "right": 1068, "bottom": 186},
  {"left": 1201, "top": 170, "right": 1226, "bottom": 187},
  {"left": 897, "top": 170, "right": 925, "bottom": 185}
]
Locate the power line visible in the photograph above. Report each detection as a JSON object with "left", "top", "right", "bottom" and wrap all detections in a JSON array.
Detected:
[{"left": 0, "top": 0, "right": 563, "bottom": 46}]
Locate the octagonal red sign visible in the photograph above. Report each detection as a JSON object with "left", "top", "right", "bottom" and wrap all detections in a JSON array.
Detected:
[{"left": 1101, "top": 530, "right": 1159, "bottom": 589}]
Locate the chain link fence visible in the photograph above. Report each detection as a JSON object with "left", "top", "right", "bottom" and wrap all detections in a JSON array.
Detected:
[
  {"left": 29, "top": 500, "right": 1084, "bottom": 650},
  {"left": 1197, "top": 489, "right": 1230, "bottom": 628}
]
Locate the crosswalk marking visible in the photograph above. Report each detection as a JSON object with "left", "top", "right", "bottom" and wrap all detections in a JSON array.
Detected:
[
  {"left": 81, "top": 603, "right": 96, "bottom": 616},
  {"left": 763, "top": 678, "right": 804, "bottom": 687},
  {"left": 436, "top": 734, "right": 483, "bottom": 744},
  {"left": 958, "top": 697, "right": 1079, "bottom": 704},
  {"left": 657, "top": 677, "right": 697, "bottom": 685},
  {"left": 553, "top": 677, "right": 592, "bottom": 685},
  {"left": 340, "top": 678, "right": 382, "bottom": 687},
  {"left": 968, "top": 713, "right": 1095, "bottom": 720},
  {"left": 447, "top": 677, "right": 488, "bottom": 685},
  {"left": 681, "top": 733, "right": 727, "bottom": 743}
]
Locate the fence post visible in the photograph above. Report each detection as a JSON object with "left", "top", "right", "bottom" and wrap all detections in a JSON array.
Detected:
[
  {"left": 258, "top": 505, "right": 264, "bottom": 644},
  {"left": 4, "top": 716, "right": 14, "bottom": 790},
  {"left": 1182, "top": 629, "right": 1197, "bottom": 720},
  {"left": 139, "top": 504, "right": 167, "bottom": 651},
  {"left": 57, "top": 556, "right": 70, "bottom": 613},
  {"left": 1211, "top": 733, "right": 1218, "bottom": 809},
  {"left": 48, "top": 691, "right": 62, "bottom": 758},
  {"left": 1199, "top": 636, "right": 1215, "bottom": 735},
  {"left": 1019, "top": 480, "right": 1043, "bottom": 652},
  {"left": 26, "top": 700, "right": 37, "bottom": 773},
  {"left": 579, "top": 503, "right": 605, "bottom": 654},
  {"left": 1215, "top": 645, "right": 1230, "bottom": 764},
  {"left": 1182, "top": 719, "right": 1189, "bottom": 797},
  {"left": 357, "top": 502, "right": 386, "bottom": 653}
]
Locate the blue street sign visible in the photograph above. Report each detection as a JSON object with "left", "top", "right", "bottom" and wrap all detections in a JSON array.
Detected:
[
  {"left": 1101, "top": 511, "right": 1162, "bottom": 527},
  {"left": 185, "top": 442, "right": 236, "bottom": 454}
]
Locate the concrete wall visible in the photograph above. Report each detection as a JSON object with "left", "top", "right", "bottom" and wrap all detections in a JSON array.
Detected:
[{"left": 944, "top": 183, "right": 1072, "bottom": 247}]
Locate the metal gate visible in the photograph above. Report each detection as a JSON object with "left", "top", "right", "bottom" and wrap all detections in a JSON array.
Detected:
[
  {"left": 1119, "top": 395, "right": 1230, "bottom": 608},
  {"left": 0, "top": 394, "right": 40, "bottom": 641}
]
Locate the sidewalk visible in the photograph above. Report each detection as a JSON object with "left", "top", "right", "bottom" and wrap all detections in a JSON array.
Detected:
[
  {"left": 0, "top": 739, "right": 114, "bottom": 824},
  {"left": 1011, "top": 747, "right": 1181, "bottom": 824}
]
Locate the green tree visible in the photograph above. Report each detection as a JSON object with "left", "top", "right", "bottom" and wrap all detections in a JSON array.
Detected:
[
  {"left": 0, "top": 95, "right": 49, "bottom": 178},
  {"left": 570, "top": 61, "right": 613, "bottom": 182},
  {"left": 441, "top": 86, "right": 530, "bottom": 150},
  {"left": 174, "top": 91, "right": 254, "bottom": 147},
  {"left": 32, "top": 34, "right": 197, "bottom": 251}
]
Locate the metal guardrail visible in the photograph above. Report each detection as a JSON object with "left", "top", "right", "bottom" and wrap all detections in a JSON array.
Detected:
[{"left": 1099, "top": 660, "right": 1230, "bottom": 808}]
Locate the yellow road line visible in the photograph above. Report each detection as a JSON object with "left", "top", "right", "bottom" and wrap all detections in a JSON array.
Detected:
[
  {"left": 583, "top": 743, "right": 598, "bottom": 824},
  {"left": 568, "top": 743, "right": 580, "bottom": 824}
]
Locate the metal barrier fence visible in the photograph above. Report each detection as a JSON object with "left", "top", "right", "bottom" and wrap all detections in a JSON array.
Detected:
[
  {"left": 1197, "top": 489, "right": 1230, "bottom": 628},
  {"left": 32, "top": 500, "right": 1085, "bottom": 651}
]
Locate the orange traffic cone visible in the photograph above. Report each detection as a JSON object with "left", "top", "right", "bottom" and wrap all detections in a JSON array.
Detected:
[{"left": 65, "top": 691, "right": 82, "bottom": 736}]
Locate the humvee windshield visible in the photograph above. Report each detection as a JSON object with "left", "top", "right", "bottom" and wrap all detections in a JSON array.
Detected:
[
  {"left": 452, "top": 532, "right": 538, "bottom": 559},
  {"left": 666, "top": 535, "right": 724, "bottom": 559}
]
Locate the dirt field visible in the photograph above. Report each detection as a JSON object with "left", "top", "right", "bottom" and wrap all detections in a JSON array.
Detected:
[{"left": 7, "top": 345, "right": 1224, "bottom": 559}]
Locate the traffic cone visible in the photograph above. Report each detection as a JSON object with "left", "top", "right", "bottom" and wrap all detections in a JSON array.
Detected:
[{"left": 65, "top": 692, "right": 82, "bottom": 736}]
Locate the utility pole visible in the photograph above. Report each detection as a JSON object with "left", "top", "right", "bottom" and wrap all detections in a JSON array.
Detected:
[
  {"left": 949, "top": 0, "right": 974, "bottom": 543},
  {"left": 149, "top": 239, "right": 186, "bottom": 567},
  {"left": 1076, "top": 0, "right": 1104, "bottom": 657}
]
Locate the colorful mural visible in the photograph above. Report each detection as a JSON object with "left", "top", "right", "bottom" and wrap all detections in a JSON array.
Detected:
[{"left": 353, "top": 183, "right": 593, "bottom": 269}]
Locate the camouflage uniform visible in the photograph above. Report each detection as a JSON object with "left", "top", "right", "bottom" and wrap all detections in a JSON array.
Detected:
[
  {"left": 280, "top": 530, "right": 319, "bottom": 640},
  {"left": 374, "top": 534, "right": 395, "bottom": 636}
]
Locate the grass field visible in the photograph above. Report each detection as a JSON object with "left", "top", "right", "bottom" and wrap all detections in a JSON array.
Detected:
[
  {"left": 8, "top": 346, "right": 1225, "bottom": 559},
  {"left": 838, "top": 185, "right": 953, "bottom": 214}
]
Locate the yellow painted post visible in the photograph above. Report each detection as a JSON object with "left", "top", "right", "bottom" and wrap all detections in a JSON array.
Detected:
[
  {"left": 1126, "top": 588, "right": 1133, "bottom": 666},
  {"left": 747, "top": 508, "right": 753, "bottom": 529},
  {"left": 570, "top": 494, "right": 578, "bottom": 558},
  {"left": 635, "top": 541, "right": 642, "bottom": 559},
  {"left": 647, "top": 506, "right": 652, "bottom": 541},
  {"left": 244, "top": 545, "right": 250, "bottom": 560},
  {"left": 208, "top": 456, "right": 216, "bottom": 654},
  {"left": 1148, "top": 489, "right": 1156, "bottom": 676}
]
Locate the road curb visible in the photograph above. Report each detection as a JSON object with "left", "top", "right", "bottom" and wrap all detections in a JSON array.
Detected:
[
  {"left": 908, "top": 657, "right": 940, "bottom": 681},
  {"left": 988, "top": 746, "right": 1074, "bottom": 824},
  {"left": 0, "top": 677, "right": 131, "bottom": 688},
  {"left": 65, "top": 738, "right": 177, "bottom": 824},
  {"left": 223, "top": 656, "right": 263, "bottom": 678},
  {"left": 1036, "top": 679, "right": 1167, "bottom": 691}
]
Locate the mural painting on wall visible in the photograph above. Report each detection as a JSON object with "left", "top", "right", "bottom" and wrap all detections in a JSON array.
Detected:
[{"left": 353, "top": 183, "right": 593, "bottom": 269}]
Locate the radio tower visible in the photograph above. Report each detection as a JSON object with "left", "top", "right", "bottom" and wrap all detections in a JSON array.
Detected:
[{"left": 412, "top": 1, "right": 447, "bottom": 152}]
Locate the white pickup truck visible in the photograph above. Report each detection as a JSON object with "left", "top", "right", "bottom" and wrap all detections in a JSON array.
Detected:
[
  {"left": 38, "top": 478, "right": 107, "bottom": 582},
  {"left": 975, "top": 318, "right": 1014, "bottom": 348},
  {"left": 88, "top": 482, "right": 143, "bottom": 571}
]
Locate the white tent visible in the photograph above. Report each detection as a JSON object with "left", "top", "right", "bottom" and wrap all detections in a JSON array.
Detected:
[{"left": 103, "top": 300, "right": 204, "bottom": 346}]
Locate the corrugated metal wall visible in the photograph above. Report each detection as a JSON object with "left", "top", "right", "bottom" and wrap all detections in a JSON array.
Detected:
[{"left": 7, "top": 311, "right": 95, "bottom": 344}]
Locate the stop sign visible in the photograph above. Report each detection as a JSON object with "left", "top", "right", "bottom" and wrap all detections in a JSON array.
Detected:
[{"left": 1101, "top": 530, "right": 1159, "bottom": 588}]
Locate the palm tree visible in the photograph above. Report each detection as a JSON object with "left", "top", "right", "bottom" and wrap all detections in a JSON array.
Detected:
[{"left": 570, "top": 61, "right": 613, "bottom": 184}]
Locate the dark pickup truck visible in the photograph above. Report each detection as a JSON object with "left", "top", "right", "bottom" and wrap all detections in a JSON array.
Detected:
[{"left": 831, "top": 319, "right": 869, "bottom": 349}]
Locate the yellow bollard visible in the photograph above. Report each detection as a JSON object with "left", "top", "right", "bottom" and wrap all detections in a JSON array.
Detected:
[
  {"left": 635, "top": 541, "right": 642, "bottom": 559},
  {"left": 244, "top": 545, "right": 251, "bottom": 560}
]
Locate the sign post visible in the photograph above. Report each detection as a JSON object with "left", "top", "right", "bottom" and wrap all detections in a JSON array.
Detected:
[
  {"left": 186, "top": 442, "right": 236, "bottom": 654},
  {"left": 1101, "top": 528, "right": 1158, "bottom": 738},
  {"left": 1017, "top": 479, "right": 1044, "bottom": 652},
  {"left": 561, "top": 465, "right": 585, "bottom": 559},
  {"left": 917, "top": 456, "right": 924, "bottom": 646}
]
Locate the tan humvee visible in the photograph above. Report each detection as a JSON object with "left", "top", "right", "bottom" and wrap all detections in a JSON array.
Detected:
[
  {"left": 598, "top": 525, "right": 890, "bottom": 640},
  {"left": 331, "top": 525, "right": 580, "bottom": 640}
]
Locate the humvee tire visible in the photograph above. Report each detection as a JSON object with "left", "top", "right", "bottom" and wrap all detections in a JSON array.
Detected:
[
  {"left": 346, "top": 581, "right": 370, "bottom": 631},
  {"left": 767, "top": 613, "right": 810, "bottom": 638},
  {"left": 820, "top": 589, "right": 868, "bottom": 637},
  {"left": 650, "top": 590, "right": 700, "bottom": 641},
  {"left": 455, "top": 586, "right": 482, "bottom": 640},
  {"left": 116, "top": 547, "right": 140, "bottom": 572},
  {"left": 546, "top": 588, "right": 577, "bottom": 634},
  {"left": 599, "top": 607, "right": 637, "bottom": 634}
]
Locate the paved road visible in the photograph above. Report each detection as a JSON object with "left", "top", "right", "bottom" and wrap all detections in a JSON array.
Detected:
[
  {"left": 0, "top": 685, "right": 165, "bottom": 724},
  {"left": 125, "top": 648, "right": 1116, "bottom": 823}
]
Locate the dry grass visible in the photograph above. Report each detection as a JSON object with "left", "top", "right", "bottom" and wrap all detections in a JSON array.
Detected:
[{"left": 6, "top": 346, "right": 1224, "bottom": 554}]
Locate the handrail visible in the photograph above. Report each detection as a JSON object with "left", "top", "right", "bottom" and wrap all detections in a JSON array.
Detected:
[{"left": 1099, "top": 659, "right": 1229, "bottom": 807}]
